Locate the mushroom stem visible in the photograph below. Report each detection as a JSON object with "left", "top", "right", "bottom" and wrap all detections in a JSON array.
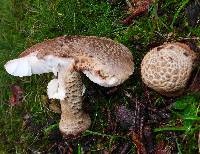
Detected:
[{"left": 58, "top": 65, "right": 91, "bottom": 137}]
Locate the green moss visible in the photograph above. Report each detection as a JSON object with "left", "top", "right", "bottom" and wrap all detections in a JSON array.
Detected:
[{"left": 0, "top": 0, "right": 199, "bottom": 153}]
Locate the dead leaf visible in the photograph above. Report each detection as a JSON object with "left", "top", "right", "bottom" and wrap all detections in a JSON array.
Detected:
[
  {"left": 122, "top": 0, "right": 152, "bottom": 24},
  {"left": 49, "top": 100, "right": 61, "bottom": 113},
  {"left": 9, "top": 84, "right": 23, "bottom": 106},
  {"left": 128, "top": 0, "right": 152, "bottom": 16},
  {"left": 128, "top": 131, "right": 147, "bottom": 154}
]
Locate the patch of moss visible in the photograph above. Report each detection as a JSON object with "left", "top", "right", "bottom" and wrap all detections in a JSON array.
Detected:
[{"left": 0, "top": 0, "right": 199, "bottom": 153}]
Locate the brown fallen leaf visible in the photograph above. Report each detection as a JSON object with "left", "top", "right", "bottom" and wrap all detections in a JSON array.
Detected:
[
  {"left": 128, "top": 131, "right": 147, "bottom": 154},
  {"left": 128, "top": 0, "right": 152, "bottom": 16},
  {"left": 49, "top": 100, "right": 61, "bottom": 113},
  {"left": 9, "top": 84, "right": 24, "bottom": 106},
  {"left": 122, "top": 0, "right": 152, "bottom": 25}
]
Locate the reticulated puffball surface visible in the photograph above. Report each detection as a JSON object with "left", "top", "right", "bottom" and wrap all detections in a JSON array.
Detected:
[{"left": 141, "top": 43, "right": 197, "bottom": 96}]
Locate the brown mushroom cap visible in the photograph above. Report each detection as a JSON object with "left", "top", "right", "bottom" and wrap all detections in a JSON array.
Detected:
[
  {"left": 141, "top": 42, "right": 197, "bottom": 96},
  {"left": 12, "top": 36, "right": 134, "bottom": 87},
  {"left": 4, "top": 36, "right": 134, "bottom": 137}
]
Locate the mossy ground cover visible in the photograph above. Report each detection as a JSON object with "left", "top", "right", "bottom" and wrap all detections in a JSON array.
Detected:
[{"left": 0, "top": 0, "right": 199, "bottom": 153}]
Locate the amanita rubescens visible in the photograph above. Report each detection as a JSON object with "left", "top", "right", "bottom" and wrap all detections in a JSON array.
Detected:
[
  {"left": 141, "top": 42, "right": 197, "bottom": 96},
  {"left": 5, "top": 36, "right": 134, "bottom": 137}
]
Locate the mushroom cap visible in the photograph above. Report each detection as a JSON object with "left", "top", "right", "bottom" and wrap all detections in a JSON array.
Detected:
[
  {"left": 5, "top": 36, "right": 134, "bottom": 87},
  {"left": 141, "top": 42, "right": 197, "bottom": 96}
]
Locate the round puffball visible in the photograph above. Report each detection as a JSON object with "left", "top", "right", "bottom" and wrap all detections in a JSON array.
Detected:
[{"left": 141, "top": 43, "right": 196, "bottom": 96}]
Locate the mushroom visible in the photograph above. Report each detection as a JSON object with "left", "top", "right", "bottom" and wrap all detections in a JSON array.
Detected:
[
  {"left": 4, "top": 36, "right": 134, "bottom": 137},
  {"left": 141, "top": 42, "right": 197, "bottom": 96}
]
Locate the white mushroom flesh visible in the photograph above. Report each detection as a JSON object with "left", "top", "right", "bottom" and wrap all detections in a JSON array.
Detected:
[
  {"left": 5, "top": 52, "right": 74, "bottom": 77},
  {"left": 47, "top": 79, "right": 66, "bottom": 100}
]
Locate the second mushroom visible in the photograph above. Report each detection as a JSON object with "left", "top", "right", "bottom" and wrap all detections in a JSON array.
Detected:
[
  {"left": 5, "top": 36, "right": 134, "bottom": 137},
  {"left": 141, "top": 42, "right": 197, "bottom": 96}
]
